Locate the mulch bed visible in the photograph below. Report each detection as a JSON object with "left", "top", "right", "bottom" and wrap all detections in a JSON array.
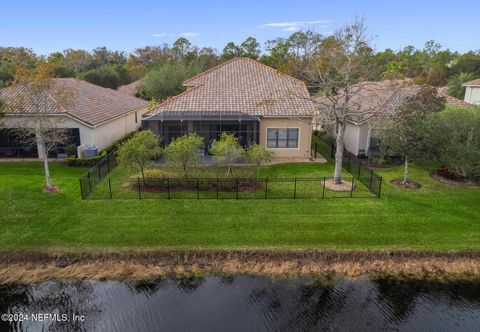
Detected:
[
  {"left": 321, "top": 179, "right": 356, "bottom": 192},
  {"left": 390, "top": 179, "right": 422, "bottom": 189},
  {"left": 42, "top": 185, "right": 59, "bottom": 193},
  {"left": 430, "top": 172, "right": 480, "bottom": 187}
]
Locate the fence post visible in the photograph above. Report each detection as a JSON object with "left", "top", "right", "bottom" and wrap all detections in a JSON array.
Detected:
[
  {"left": 314, "top": 143, "right": 317, "bottom": 158},
  {"left": 108, "top": 178, "right": 112, "bottom": 199},
  {"left": 378, "top": 176, "right": 383, "bottom": 198},
  {"left": 293, "top": 178, "right": 297, "bottom": 199},
  {"left": 322, "top": 177, "right": 326, "bottom": 199},
  {"left": 137, "top": 177, "right": 141, "bottom": 200},
  {"left": 350, "top": 177, "right": 354, "bottom": 198},
  {"left": 265, "top": 178, "right": 268, "bottom": 199},
  {"left": 167, "top": 178, "right": 170, "bottom": 199},
  {"left": 236, "top": 178, "right": 239, "bottom": 200},
  {"left": 216, "top": 178, "right": 219, "bottom": 199},
  {"left": 369, "top": 169, "right": 373, "bottom": 189},
  {"left": 87, "top": 172, "right": 92, "bottom": 193},
  {"left": 197, "top": 178, "right": 200, "bottom": 200},
  {"left": 79, "top": 178, "right": 84, "bottom": 199}
]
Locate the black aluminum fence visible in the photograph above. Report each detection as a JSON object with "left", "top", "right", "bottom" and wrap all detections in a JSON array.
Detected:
[
  {"left": 79, "top": 140, "right": 382, "bottom": 200},
  {"left": 81, "top": 176, "right": 381, "bottom": 200},
  {"left": 311, "top": 139, "right": 383, "bottom": 198},
  {"left": 79, "top": 150, "right": 117, "bottom": 199},
  {"left": 343, "top": 155, "right": 382, "bottom": 198}
]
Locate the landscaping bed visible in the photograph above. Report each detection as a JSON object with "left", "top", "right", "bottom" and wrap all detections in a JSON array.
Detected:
[{"left": 430, "top": 168, "right": 480, "bottom": 187}]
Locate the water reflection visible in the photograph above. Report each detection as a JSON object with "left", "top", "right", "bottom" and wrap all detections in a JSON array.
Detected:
[{"left": 0, "top": 276, "right": 480, "bottom": 331}]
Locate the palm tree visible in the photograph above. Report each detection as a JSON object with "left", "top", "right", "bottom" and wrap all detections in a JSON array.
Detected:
[{"left": 447, "top": 72, "right": 475, "bottom": 99}]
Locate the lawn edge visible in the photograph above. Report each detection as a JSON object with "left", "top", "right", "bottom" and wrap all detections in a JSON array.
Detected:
[{"left": 2, "top": 249, "right": 480, "bottom": 284}]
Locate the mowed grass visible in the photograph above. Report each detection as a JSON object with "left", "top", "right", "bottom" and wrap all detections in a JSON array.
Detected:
[{"left": 0, "top": 161, "right": 479, "bottom": 252}]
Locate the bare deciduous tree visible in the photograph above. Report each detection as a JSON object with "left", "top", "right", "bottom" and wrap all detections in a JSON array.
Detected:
[
  {"left": 2, "top": 61, "right": 73, "bottom": 191},
  {"left": 306, "top": 18, "right": 385, "bottom": 183}
]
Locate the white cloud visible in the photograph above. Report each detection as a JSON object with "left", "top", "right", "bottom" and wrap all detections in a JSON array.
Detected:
[
  {"left": 152, "top": 33, "right": 166, "bottom": 37},
  {"left": 259, "top": 20, "right": 330, "bottom": 31},
  {"left": 179, "top": 32, "right": 199, "bottom": 37}
]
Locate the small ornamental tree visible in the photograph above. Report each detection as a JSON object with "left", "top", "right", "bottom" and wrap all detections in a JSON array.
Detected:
[
  {"left": 245, "top": 143, "right": 274, "bottom": 178},
  {"left": 116, "top": 130, "right": 162, "bottom": 180},
  {"left": 380, "top": 86, "right": 445, "bottom": 184},
  {"left": 210, "top": 132, "right": 243, "bottom": 177},
  {"left": 164, "top": 133, "right": 204, "bottom": 176}
]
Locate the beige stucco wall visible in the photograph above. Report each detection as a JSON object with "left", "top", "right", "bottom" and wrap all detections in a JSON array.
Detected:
[
  {"left": 344, "top": 121, "right": 372, "bottom": 156},
  {"left": 464, "top": 86, "right": 480, "bottom": 105},
  {"left": 91, "top": 108, "right": 145, "bottom": 151},
  {"left": 343, "top": 121, "right": 360, "bottom": 156},
  {"left": 259, "top": 117, "right": 312, "bottom": 158}
]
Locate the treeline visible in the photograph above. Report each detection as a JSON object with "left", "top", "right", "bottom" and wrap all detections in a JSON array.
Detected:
[{"left": 1, "top": 31, "right": 480, "bottom": 100}]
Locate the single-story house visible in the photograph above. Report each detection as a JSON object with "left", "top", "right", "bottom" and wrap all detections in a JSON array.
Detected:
[
  {"left": 0, "top": 78, "right": 148, "bottom": 158},
  {"left": 462, "top": 78, "right": 480, "bottom": 105},
  {"left": 117, "top": 79, "right": 142, "bottom": 97},
  {"left": 327, "top": 80, "right": 473, "bottom": 157},
  {"left": 142, "top": 57, "right": 315, "bottom": 159}
]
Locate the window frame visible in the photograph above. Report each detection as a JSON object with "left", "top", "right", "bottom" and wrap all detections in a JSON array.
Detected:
[{"left": 265, "top": 127, "right": 300, "bottom": 149}]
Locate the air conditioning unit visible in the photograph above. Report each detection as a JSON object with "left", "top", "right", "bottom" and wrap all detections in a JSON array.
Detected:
[{"left": 82, "top": 146, "right": 98, "bottom": 158}]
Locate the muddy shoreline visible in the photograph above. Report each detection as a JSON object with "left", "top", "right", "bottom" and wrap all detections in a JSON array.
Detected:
[{"left": 1, "top": 250, "right": 480, "bottom": 283}]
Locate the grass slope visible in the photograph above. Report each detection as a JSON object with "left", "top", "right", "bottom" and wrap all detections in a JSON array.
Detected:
[{"left": 0, "top": 161, "right": 479, "bottom": 251}]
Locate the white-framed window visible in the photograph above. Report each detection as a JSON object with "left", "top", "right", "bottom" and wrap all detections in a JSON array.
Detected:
[{"left": 267, "top": 128, "right": 299, "bottom": 148}]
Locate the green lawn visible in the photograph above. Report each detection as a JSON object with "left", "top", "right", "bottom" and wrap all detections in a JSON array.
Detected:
[{"left": 0, "top": 161, "right": 479, "bottom": 252}]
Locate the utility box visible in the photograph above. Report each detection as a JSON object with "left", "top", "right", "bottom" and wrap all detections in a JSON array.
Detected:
[{"left": 83, "top": 146, "right": 98, "bottom": 158}]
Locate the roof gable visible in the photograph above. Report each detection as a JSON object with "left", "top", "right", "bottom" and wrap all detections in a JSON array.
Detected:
[
  {"left": 146, "top": 57, "right": 314, "bottom": 118},
  {"left": 462, "top": 78, "right": 480, "bottom": 87}
]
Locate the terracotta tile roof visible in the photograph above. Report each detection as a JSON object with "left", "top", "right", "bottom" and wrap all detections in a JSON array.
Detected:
[
  {"left": 322, "top": 80, "right": 474, "bottom": 122},
  {"left": 436, "top": 86, "right": 474, "bottom": 107},
  {"left": 145, "top": 57, "right": 314, "bottom": 118},
  {"left": 117, "top": 79, "right": 142, "bottom": 97},
  {"left": 0, "top": 78, "right": 148, "bottom": 126},
  {"left": 462, "top": 78, "right": 480, "bottom": 86}
]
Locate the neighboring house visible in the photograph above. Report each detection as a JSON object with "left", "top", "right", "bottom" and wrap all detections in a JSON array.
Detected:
[
  {"left": 462, "top": 78, "right": 480, "bottom": 105},
  {"left": 0, "top": 78, "right": 148, "bottom": 158},
  {"left": 330, "top": 80, "right": 473, "bottom": 157},
  {"left": 117, "top": 79, "right": 142, "bottom": 97},
  {"left": 142, "top": 57, "right": 315, "bottom": 159}
]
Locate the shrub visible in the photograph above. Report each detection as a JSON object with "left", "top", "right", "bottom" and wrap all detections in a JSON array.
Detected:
[
  {"left": 164, "top": 134, "right": 204, "bottom": 176},
  {"left": 116, "top": 130, "right": 162, "bottom": 179},
  {"left": 428, "top": 106, "right": 480, "bottom": 179},
  {"left": 210, "top": 133, "right": 244, "bottom": 177},
  {"left": 245, "top": 143, "right": 274, "bottom": 178}
]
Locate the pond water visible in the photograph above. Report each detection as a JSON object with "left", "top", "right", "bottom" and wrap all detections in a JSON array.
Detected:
[{"left": 1, "top": 276, "right": 480, "bottom": 331}]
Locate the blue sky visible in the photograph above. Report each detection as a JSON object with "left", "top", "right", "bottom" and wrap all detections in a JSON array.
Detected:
[{"left": 1, "top": 0, "right": 479, "bottom": 55}]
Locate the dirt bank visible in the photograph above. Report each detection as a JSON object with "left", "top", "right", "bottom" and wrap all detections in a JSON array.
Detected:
[{"left": 1, "top": 250, "right": 480, "bottom": 283}]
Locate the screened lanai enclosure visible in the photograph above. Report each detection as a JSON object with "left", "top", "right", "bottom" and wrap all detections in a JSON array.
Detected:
[
  {"left": 142, "top": 112, "right": 260, "bottom": 154},
  {"left": 0, "top": 128, "right": 80, "bottom": 158}
]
